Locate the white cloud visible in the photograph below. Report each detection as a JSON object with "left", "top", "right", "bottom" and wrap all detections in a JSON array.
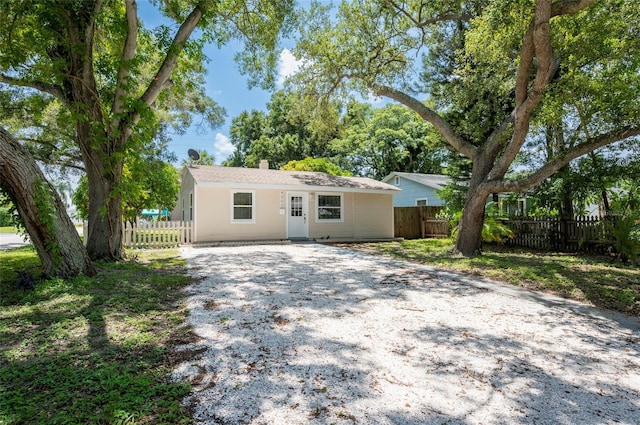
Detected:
[
  {"left": 277, "top": 48, "right": 304, "bottom": 86},
  {"left": 213, "top": 133, "right": 234, "bottom": 162}
]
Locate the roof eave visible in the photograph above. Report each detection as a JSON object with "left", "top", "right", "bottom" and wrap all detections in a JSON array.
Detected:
[{"left": 195, "top": 181, "right": 400, "bottom": 194}]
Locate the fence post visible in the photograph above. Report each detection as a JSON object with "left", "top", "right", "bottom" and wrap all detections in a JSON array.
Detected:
[{"left": 560, "top": 217, "right": 568, "bottom": 250}]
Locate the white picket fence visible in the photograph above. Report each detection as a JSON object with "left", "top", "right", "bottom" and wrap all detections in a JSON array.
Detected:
[{"left": 83, "top": 220, "right": 193, "bottom": 249}]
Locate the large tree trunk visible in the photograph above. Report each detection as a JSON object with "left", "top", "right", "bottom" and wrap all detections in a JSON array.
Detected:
[
  {"left": 0, "top": 127, "right": 95, "bottom": 278},
  {"left": 453, "top": 150, "right": 495, "bottom": 257},
  {"left": 77, "top": 122, "right": 125, "bottom": 261},
  {"left": 83, "top": 159, "right": 125, "bottom": 261},
  {"left": 454, "top": 187, "right": 491, "bottom": 257},
  {"left": 66, "top": 17, "right": 126, "bottom": 262}
]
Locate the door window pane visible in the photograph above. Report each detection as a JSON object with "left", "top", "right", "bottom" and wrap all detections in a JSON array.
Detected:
[{"left": 290, "top": 196, "right": 302, "bottom": 217}]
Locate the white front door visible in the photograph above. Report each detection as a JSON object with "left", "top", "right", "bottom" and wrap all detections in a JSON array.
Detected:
[{"left": 287, "top": 192, "right": 308, "bottom": 239}]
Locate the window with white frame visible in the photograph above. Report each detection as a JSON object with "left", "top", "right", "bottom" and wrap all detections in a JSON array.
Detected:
[
  {"left": 189, "top": 192, "right": 193, "bottom": 220},
  {"left": 317, "top": 193, "right": 343, "bottom": 221},
  {"left": 416, "top": 198, "right": 428, "bottom": 206},
  {"left": 231, "top": 191, "right": 255, "bottom": 222}
]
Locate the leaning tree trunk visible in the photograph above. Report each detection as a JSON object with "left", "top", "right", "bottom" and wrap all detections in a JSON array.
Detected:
[
  {"left": 453, "top": 186, "right": 491, "bottom": 257},
  {"left": 453, "top": 148, "right": 496, "bottom": 257},
  {"left": 0, "top": 127, "right": 95, "bottom": 278}
]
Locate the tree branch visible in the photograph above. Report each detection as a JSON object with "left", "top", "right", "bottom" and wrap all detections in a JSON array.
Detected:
[
  {"left": 112, "top": 0, "right": 138, "bottom": 121},
  {"left": 387, "top": 0, "right": 472, "bottom": 27},
  {"left": 0, "top": 74, "right": 70, "bottom": 108},
  {"left": 21, "top": 137, "right": 85, "bottom": 171},
  {"left": 485, "top": 0, "right": 597, "bottom": 181},
  {"left": 374, "top": 84, "right": 477, "bottom": 159},
  {"left": 140, "top": 4, "right": 204, "bottom": 108},
  {"left": 488, "top": 0, "right": 557, "bottom": 181},
  {"left": 487, "top": 126, "right": 640, "bottom": 193},
  {"left": 514, "top": 23, "right": 535, "bottom": 106}
]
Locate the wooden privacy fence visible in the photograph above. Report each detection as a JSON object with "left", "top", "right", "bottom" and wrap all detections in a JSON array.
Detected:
[
  {"left": 502, "top": 216, "right": 615, "bottom": 252},
  {"left": 394, "top": 208, "right": 617, "bottom": 252},
  {"left": 394, "top": 206, "right": 449, "bottom": 239},
  {"left": 83, "top": 220, "right": 193, "bottom": 249}
]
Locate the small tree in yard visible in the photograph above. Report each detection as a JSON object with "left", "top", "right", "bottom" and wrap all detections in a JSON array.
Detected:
[
  {"left": 292, "top": 0, "right": 640, "bottom": 256},
  {"left": 0, "top": 127, "right": 95, "bottom": 278}
]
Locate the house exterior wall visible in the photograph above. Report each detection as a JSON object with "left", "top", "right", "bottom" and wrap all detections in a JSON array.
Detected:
[
  {"left": 195, "top": 187, "right": 286, "bottom": 241},
  {"left": 171, "top": 170, "right": 196, "bottom": 221},
  {"left": 306, "top": 192, "right": 393, "bottom": 239},
  {"left": 353, "top": 193, "right": 394, "bottom": 238},
  {"left": 176, "top": 184, "right": 394, "bottom": 242},
  {"left": 308, "top": 192, "right": 355, "bottom": 239},
  {"left": 392, "top": 177, "right": 445, "bottom": 207}
]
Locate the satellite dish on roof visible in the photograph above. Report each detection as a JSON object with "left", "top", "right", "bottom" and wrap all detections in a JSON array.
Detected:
[{"left": 187, "top": 148, "right": 200, "bottom": 162}]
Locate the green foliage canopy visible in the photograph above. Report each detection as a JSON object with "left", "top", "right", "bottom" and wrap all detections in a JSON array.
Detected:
[
  {"left": 74, "top": 160, "right": 179, "bottom": 222},
  {"left": 331, "top": 103, "right": 450, "bottom": 180},
  {"left": 290, "top": 0, "right": 640, "bottom": 256},
  {"left": 0, "top": 0, "right": 296, "bottom": 260},
  {"left": 224, "top": 90, "right": 341, "bottom": 169},
  {"left": 281, "top": 157, "right": 352, "bottom": 176}
]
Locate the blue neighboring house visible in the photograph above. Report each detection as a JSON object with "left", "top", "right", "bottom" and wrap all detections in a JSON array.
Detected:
[{"left": 381, "top": 172, "right": 450, "bottom": 207}]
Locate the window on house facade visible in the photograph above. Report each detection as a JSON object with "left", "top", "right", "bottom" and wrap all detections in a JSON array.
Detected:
[
  {"left": 416, "top": 198, "right": 428, "bottom": 206},
  {"left": 317, "top": 193, "right": 343, "bottom": 221},
  {"left": 232, "top": 191, "right": 255, "bottom": 222},
  {"left": 189, "top": 192, "right": 193, "bottom": 220},
  {"left": 394, "top": 176, "right": 400, "bottom": 185},
  {"left": 517, "top": 198, "right": 526, "bottom": 216}
]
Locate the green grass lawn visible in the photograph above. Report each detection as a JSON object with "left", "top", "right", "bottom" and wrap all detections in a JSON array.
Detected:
[
  {"left": 0, "top": 247, "right": 194, "bottom": 424},
  {"left": 0, "top": 226, "right": 17, "bottom": 233},
  {"left": 337, "top": 238, "right": 640, "bottom": 316},
  {"left": 2, "top": 238, "right": 638, "bottom": 423}
]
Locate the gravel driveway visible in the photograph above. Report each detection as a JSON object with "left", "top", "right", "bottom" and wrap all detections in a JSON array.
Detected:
[{"left": 174, "top": 243, "right": 640, "bottom": 424}]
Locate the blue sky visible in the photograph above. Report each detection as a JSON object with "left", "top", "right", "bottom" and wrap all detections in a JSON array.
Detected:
[{"left": 138, "top": 1, "right": 305, "bottom": 165}]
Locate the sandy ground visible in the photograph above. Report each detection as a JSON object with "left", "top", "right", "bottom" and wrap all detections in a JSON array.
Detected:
[{"left": 174, "top": 244, "right": 640, "bottom": 424}]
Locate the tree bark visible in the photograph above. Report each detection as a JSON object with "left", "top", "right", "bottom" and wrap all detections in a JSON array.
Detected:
[
  {"left": 454, "top": 189, "right": 490, "bottom": 256},
  {"left": 1, "top": 1, "right": 207, "bottom": 261},
  {"left": 62, "top": 2, "right": 126, "bottom": 262},
  {"left": 0, "top": 127, "right": 95, "bottom": 278},
  {"left": 452, "top": 151, "right": 494, "bottom": 256}
]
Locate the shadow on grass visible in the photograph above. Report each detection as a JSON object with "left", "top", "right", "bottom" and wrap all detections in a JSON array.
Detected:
[
  {"left": 0, "top": 251, "right": 194, "bottom": 424},
  {"left": 342, "top": 240, "right": 640, "bottom": 317}
]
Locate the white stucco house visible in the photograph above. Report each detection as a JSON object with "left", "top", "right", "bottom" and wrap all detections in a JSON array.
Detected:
[
  {"left": 381, "top": 172, "right": 450, "bottom": 207},
  {"left": 172, "top": 162, "right": 400, "bottom": 243}
]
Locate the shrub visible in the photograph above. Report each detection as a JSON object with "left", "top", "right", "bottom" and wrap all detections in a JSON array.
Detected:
[
  {"left": 613, "top": 214, "right": 640, "bottom": 263},
  {"left": 0, "top": 206, "right": 13, "bottom": 226}
]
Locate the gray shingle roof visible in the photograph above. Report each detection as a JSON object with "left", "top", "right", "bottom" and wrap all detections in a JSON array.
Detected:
[
  {"left": 186, "top": 166, "right": 400, "bottom": 192},
  {"left": 383, "top": 172, "right": 450, "bottom": 190}
]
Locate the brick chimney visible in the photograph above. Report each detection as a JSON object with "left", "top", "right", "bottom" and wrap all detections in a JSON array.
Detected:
[{"left": 259, "top": 159, "right": 269, "bottom": 170}]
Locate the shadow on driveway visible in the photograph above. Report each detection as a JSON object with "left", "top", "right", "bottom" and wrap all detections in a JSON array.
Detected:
[{"left": 174, "top": 244, "right": 640, "bottom": 425}]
